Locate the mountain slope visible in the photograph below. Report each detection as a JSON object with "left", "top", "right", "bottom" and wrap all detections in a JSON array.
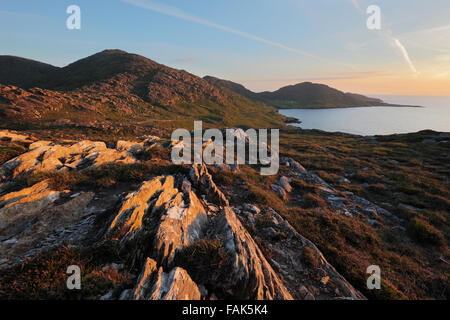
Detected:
[
  {"left": 204, "top": 76, "right": 415, "bottom": 109},
  {"left": 257, "top": 82, "right": 385, "bottom": 108},
  {"left": 0, "top": 56, "right": 58, "bottom": 88},
  {"left": 0, "top": 50, "right": 284, "bottom": 130},
  {"left": 203, "top": 75, "right": 259, "bottom": 100}
]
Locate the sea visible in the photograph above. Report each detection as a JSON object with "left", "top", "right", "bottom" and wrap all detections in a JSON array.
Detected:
[{"left": 279, "top": 95, "right": 450, "bottom": 136}]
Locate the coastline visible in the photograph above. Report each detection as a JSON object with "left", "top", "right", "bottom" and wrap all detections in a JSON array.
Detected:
[{"left": 277, "top": 103, "right": 424, "bottom": 110}]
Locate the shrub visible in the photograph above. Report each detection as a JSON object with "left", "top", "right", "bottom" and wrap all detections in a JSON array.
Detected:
[
  {"left": 290, "top": 178, "right": 316, "bottom": 193},
  {"left": 366, "top": 279, "right": 408, "bottom": 300},
  {"left": 354, "top": 170, "right": 384, "bottom": 184},
  {"left": 173, "top": 239, "right": 233, "bottom": 297},
  {"left": 210, "top": 168, "right": 237, "bottom": 187},
  {"left": 368, "top": 183, "right": 388, "bottom": 193},
  {"left": 302, "top": 246, "right": 320, "bottom": 268},
  {"left": 407, "top": 218, "right": 445, "bottom": 247},
  {"left": 19, "top": 171, "right": 88, "bottom": 191},
  {"left": 303, "top": 193, "right": 327, "bottom": 209},
  {"left": 148, "top": 144, "right": 170, "bottom": 161}
]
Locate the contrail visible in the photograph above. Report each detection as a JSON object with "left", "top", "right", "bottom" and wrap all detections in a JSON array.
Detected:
[
  {"left": 350, "top": 0, "right": 362, "bottom": 12},
  {"left": 122, "top": 0, "right": 321, "bottom": 60},
  {"left": 392, "top": 37, "right": 419, "bottom": 75},
  {"left": 351, "top": 0, "right": 419, "bottom": 75}
]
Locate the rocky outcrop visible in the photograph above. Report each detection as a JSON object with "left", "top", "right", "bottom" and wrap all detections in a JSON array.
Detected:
[
  {"left": 129, "top": 257, "right": 201, "bottom": 300},
  {"left": 0, "top": 135, "right": 368, "bottom": 300},
  {"left": 0, "top": 180, "right": 95, "bottom": 268},
  {"left": 1, "top": 140, "right": 139, "bottom": 178},
  {"left": 107, "top": 175, "right": 208, "bottom": 267},
  {"left": 0, "top": 130, "right": 34, "bottom": 144},
  {"left": 236, "top": 206, "right": 365, "bottom": 300},
  {"left": 280, "top": 157, "right": 399, "bottom": 223},
  {"left": 189, "top": 164, "right": 229, "bottom": 206},
  {"left": 212, "top": 207, "right": 293, "bottom": 300}
]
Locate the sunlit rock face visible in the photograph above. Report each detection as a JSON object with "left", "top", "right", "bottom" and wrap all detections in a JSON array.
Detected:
[
  {"left": 0, "top": 180, "right": 95, "bottom": 268},
  {"left": 107, "top": 175, "right": 208, "bottom": 267},
  {"left": 212, "top": 207, "right": 293, "bottom": 300},
  {"left": 0, "top": 130, "right": 33, "bottom": 144},
  {"left": 190, "top": 164, "right": 229, "bottom": 206},
  {"left": 129, "top": 257, "right": 201, "bottom": 300},
  {"left": 0, "top": 139, "right": 153, "bottom": 179}
]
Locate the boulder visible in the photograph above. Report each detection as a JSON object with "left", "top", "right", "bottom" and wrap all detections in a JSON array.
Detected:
[
  {"left": 271, "top": 184, "right": 287, "bottom": 200},
  {"left": 116, "top": 140, "right": 144, "bottom": 155},
  {"left": 278, "top": 176, "right": 292, "bottom": 193}
]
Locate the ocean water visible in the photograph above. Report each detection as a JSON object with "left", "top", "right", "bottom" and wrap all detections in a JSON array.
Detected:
[{"left": 279, "top": 96, "right": 450, "bottom": 136}]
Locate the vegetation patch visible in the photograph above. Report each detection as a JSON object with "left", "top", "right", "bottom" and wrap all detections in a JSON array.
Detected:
[
  {"left": 0, "top": 243, "right": 132, "bottom": 300},
  {"left": 173, "top": 239, "right": 233, "bottom": 298}
]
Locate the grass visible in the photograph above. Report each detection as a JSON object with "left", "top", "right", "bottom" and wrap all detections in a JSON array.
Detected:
[
  {"left": 209, "top": 127, "right": 449, "bottom": 300},
  {"left": 1, "top": 124, "right": 448, "bottom": 300},
  {"left": 407, "top": 217, "right": 445, "bottom": 247},
  {"left": 276, "top": 128, "right": 449, "bottom": 299}
]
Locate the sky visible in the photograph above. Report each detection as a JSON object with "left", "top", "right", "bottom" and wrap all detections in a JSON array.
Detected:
[{"left": 1, "top": 0, "right": 450, "bottom": 96}]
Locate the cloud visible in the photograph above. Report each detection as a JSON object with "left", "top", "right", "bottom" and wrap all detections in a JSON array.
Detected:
[
  {"left": 419, "top": 24, "right": 450, "bottom": 34},
  {"left": 122, "top": 0, "right": 321, "bottom": 60},
  {"left": 399, "top": 24, "right": 450, "bottom": 53}
]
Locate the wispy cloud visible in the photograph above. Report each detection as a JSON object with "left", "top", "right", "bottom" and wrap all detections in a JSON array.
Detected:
[
  {"left": 418, "top": 24, "right": 450, "bottom": 34},
  {"left": 122, "top": 0, "right": 322, "bottom": 61},
  {"left": 399, "top": 24, "right": 450, "bottom": 53}
]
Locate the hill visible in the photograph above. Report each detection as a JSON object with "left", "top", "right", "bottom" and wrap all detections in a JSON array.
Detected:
[
  {"left": 204, "top": 77, "right": 418, "bottom": 109},
  {"left": 0, "top": 50, "right": 284, "bottom": 132},
  {"left": 257, "top": 82, "right": 386, "bottom": 109},
  {"left": 0, "top": 56, "right": 58, "bottom": 88}
]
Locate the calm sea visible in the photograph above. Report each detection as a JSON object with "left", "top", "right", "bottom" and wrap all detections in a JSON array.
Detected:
[{"left": 279, "top": 96, "right": 450, "bottom": 136}]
